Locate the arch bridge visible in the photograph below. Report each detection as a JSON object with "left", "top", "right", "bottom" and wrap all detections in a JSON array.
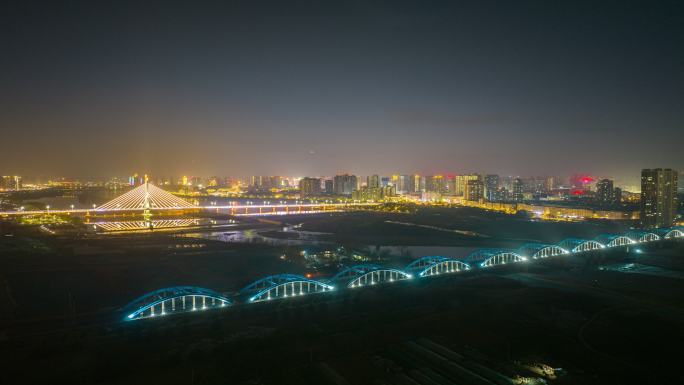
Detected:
[
  {"left": 123, "top": 286, "right": 231, "bottom": 321},
  {"left": 517, "top": 243, "right": 569, "bottom": 259},
  {"left": 405, "top": 256, "right": 470, "bottom": 277},
  {"left": 595, "top": 234, "right": 636, "bottom": 247},
  {"left": 240, "top": 274, "right": 334, "bottom": 303},
  {"left": 557, "top": 238, "right": 605, "bottom": 253},
  {"left": 465, "top": 249, "right": 527, "bottom": 268},
  {"left": 626, "top": 231, "right": 660, "bottom": 243},
  {"left": 330, "top": 264, "right": 412, "bottom": 288},
  {"left": 658, "top": 227, "right": 684, "bottom": 239}
]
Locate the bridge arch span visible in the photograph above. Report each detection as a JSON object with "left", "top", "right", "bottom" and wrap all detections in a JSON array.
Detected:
[
  {"left": 517, "top": 243, "right": 569, "bottom": 259},
  {"left": 595, "top": 234, "right": 636, "bottom": 248},
  {"left": 331, "top": 264, "right": 412, "bottom": 288},
  {"left": 240, "top": 274, "right": 334, "bottom": 303},
  {"left": 465, "top": 249, "right": 527, "bottom": 268},
  {"left": 557, "top": 238, "right": 605, "bottom": 253},
  {"left": 626, "top": 231, "right": 660, "bottom": 243},
  {"left": 405, "top": 256, "right": 470, "bottom": 277},
  {"left": 123, "top": 286, "right": 231, "bottom": 321},
  {"left": 659, "top": 227, "right": 684, "bottom": 239}
]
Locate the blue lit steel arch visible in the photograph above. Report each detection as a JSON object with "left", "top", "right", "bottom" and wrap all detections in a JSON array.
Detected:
[
  {"left": 626, "top": 231, "right": 660, "bottom": 243},
  {"left": 123, "top": 286, "right": 232, "bottom": 321},
  {"left": 557, "top": 238, "right": 605, "bottom": 253},
  {"left": 330, "top": 264, "right": 412, "bottom": 288},
  {"left": 594, "top": 234, "right": 636, "bottom": 247},
  {"left": 465, "top": 249, "right": 527, "bottom": 268},
  {"left": 404, "top": 256, "right": 470, "bottom": 277},
  {"left": 657, "top": 227, "right": 684, "bottom": 239},
  {"left": 517, "top": 243, "right": 569, "bottom": 259},
  {"left": 239, "top": 274, "right": 334, "bottom": 303}
]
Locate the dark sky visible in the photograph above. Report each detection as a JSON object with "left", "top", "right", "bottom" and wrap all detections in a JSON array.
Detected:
[{"left": 1, "top": 1, "right": 683, "bottom": 184}]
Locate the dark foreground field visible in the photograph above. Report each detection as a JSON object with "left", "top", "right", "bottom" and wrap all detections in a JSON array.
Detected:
[{"left": 1, "top": 234, "right": 683, "bottom": 385}]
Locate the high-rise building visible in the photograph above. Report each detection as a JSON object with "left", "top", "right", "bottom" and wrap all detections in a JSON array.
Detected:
[
  {"left": 299, "top": 177, "right": 322, "bottom": 197},
  {"left": 381, "top": 176, "right": 390, "bottom": 187},
  {"left": 393, "top": 175, "right": 414, "bottom": 194},
  {"left": 324, "top": 179, "right": 334, "bottom": 194},
  {"left": 512, "top": 178, "right": 525, "bottom": 202},
  {"left": 1, "top": 176, "right": 21, "bottom": 190},
  {"left": 455, "top": 174, "right": 480, "bottom": 196},
  {"left": 352, "top": 185, "right": 396, "bottom": 201},
  {"left": 425, "top": 175, "right": 446, "bottom": 193},
  {"left": 484, "top": 174, "right": 500, "bottom": 201},
  {"left": 613, "top": 187, "right": 622, "bottom": 205},
  {"left": 445, "top": 176, "right": 456, "bottom": 195},
  {"left": 596, "top": 179, "right": 614, "bottom": 206},
  {"left": 465, "top": 180, "right": 484, "bottom": 201},
  {"left": 251, "top": 176, "right": 282, "bottom": 190},
  {"left": 641, "top": 168, "right": 678, "bottom": 228},
  {"left": 333, "top": 174, "right": 358, "bottom": 195},
  {"left": 416, "top": 175, "right": 425, "bottom": 193},
  {"left": 367, "top": 175, "right": 380, "bottom": 189}
]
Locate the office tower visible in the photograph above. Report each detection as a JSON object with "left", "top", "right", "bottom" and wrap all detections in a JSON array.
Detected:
[
  {"left": 484, "top": 174, "right": 500, "bottom": 201},
  {"left": 334, "top": 174, "right": 358, "bottom": 195},
  {"left": 299, "top": 177, "right": 322, "bottom": 197},
  {"left": 425, "top": 175, "right": 446, "bottom": 193},
  {"left": 596, "top": 179, "right": 614, "bottom": 206},
  {"left": 367, "top": 175, "right": 380, "bottom": 189},
  {"left": 512, "top": 178, "right": 525, "bottom": 202},
  {"left": 641, "top": 168, "right": 678, "bottom": 228},
  {"left": 465, "top": 180, "right": 484, "bottom": 201},
  {"left": 381, "top": 177, "right": 390, "bottom": 187}
]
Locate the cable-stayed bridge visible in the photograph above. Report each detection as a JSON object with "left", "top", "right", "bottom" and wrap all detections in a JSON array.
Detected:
[{"left": 0, "top": 182, "right": 379, "bottom": 216}]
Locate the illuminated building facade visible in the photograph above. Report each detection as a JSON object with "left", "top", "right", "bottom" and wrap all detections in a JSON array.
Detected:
[
  {"left": 596, "top": 178, "right": 616, "bottom": 207},
  {"left": 333, "top": 174, "right": 358, "bottom": 195},
  {"left": 367, "top": 174, "right": 380, "bottom": 189},
  {"left": 465, "top": 180, "right": 484, "bottom": 201},
  {"left": 512, "top": 178, "right": 524, "bottom": 202},
  {"left": 299, "top": 177, "right": 322, "bottom": 197},
  {"left": 484, "top": 174, "right": 500, "bottom": 201},
  {"left": 0, "top": 175, "right": 22, "bottom": 190},
  {"left": 641, "top": 168, "right": 678, "bottom": 228}
]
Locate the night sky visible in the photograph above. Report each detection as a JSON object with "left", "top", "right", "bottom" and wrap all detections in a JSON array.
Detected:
[{"left": 2, "top": 1, "right": 683, "bottom": 183}]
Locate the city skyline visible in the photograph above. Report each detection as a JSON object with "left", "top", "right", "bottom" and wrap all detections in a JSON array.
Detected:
[{"left": 2, "top": 1, "right": 683, "bottom": 181}]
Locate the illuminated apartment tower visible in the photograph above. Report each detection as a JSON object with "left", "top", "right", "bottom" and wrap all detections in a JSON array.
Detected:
[
  {"left": 595, "top": 179, "right": 615, "bottom": 207},
  {"left": 484, "top": 174, "right": 500, "bottom": 201},
  {"left": 333, "top": 174, "right": 358, "bottom": 195},
  {"left": 640, "top": 168, "right": 678, "bottom": 228},
  {"left": 367, "top": 174, "right": 380, "bottom": 189},
  {"left": 299, "top": 177, "right": 322, "bottom": 197},
  {"left": 512, "top": 178, "right": 525, "bottom": 202},
  {"left": 465, "top": 180, "right": 484, "bottom": 201}
]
